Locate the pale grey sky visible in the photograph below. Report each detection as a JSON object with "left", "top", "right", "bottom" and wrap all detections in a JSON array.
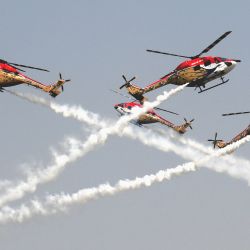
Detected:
[{"left": 0, "top": 1, "right": 249, "bottom": 250}]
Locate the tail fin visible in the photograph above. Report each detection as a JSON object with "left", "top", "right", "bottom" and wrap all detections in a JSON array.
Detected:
[
  {"left": 47, "top": 73, "right": 70, "bottom": 97},
  {"left": 174, "top": 118, "right": 194, "bottom": 134}
]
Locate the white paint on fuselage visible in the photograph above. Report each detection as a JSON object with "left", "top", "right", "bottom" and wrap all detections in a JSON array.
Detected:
[
  {"left": 115, "top": 106, "right": 131, "bottom": 116},
  {"left": 114, "top": 106, "right": 140, "bottom": 125},
  {"left": 195, "top": 61, "right": 237, "bottom": 85},
  {"left": 200, "top": 61, "right": 236, "bottom": 84}
]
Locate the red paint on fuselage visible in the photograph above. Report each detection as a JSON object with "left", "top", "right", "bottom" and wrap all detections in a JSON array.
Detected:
[
  {"left": 114, "top": 101, "right": 171, "bottom": 125},
  {"left": 175, "top": 58, "right": 203, "bottom": 70},
  {"left": 0, "top": 62, "right": 47, "bottom": 87},
  {"left": 0, "top": 63, "right": 18, "bottom": 73},
  {"left": 175, "top": 56, "right": 227, "bottom": 71},
  {"left": 115, "top": 102, "right": 156, "bottom": 115}
]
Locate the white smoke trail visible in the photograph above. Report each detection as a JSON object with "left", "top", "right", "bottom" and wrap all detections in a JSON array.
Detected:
[
  {"left": 5, "top": 89, "right": 108, "bottom": 128},
  {"left": 0, "top": 136, "right": 249, "bottom": 224},
  {"left": 5, "top": 88, "right": 250, "bottom": 198},
  {"left": 120, "top": 127, "right": 250, "bottom": 177},
  {"left": 0, "top": 137, "right": 87, "bottom": 207},
  {"left": 200, "top": 136, "right": 250, "bottom": 179},
  {"left": 149, "top": 127, "right": 250, "bottom": 168},
  {"left": 6, "top": 84, "right": 188, "bottom": 127},
  {"left": 0, "top": 85, "right": 186, "bottom": 207},
  {"left": 8, "top": 88, "right": 250, "bottom": 168},
  {"left": 7, "top": 87, "right": 221, "bottom": 162},
  {"left": 6, "top": 87, "right": 250, "bottom": 185}
]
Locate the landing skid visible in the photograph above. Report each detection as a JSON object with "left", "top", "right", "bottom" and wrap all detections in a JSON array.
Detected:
[
  {"left": 130, "top": 120, "right": 143, "bottom": 127},
  {"left": 196, "top": 77, "right": 229, "bottom": 93},
  {"left": 0, "top": 88, "right": 5, "bottom": 92}
]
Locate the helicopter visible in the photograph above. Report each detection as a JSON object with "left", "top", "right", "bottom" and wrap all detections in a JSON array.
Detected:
[
  {"left": 114, "top": 101, "right": 194, "bottom": 134},
  {"left": 0, "top": 58, "right": 70, "bottom": 97},
  {"left": 120, "top": 31, "right": 240, "bottom": 102},
  {"left": 208, "top": 111, "right": 250, "bottom": 148}
]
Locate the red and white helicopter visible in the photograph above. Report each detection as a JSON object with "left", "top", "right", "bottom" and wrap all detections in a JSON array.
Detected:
[
  {"left": 114, "top": 101, "right": 194, "bottom": 134},
  {"left": 0, "top": 58, "right": 70, "bottom": 97},
  {"left": 208, "top": 111, "right": 250, "bottom": 148},
  {"left": 120, "top": 31, "right": 240, "bottom": 102}
]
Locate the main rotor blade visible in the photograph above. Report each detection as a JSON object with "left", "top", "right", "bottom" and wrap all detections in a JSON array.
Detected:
[
  {"left": 122, "top": 75, "right": 127, "bottom": 81},
  {"left": 110, "top": 89, "right": 136, "bottom": 101},
  {"left": 194, "top": 31, "right": 232, "bottom": 58},
  {"left": 11, "top": 66, "right": 26, "bottom": 72},
  {"left": 155, "top": 107, "right": 179, "bottom": 115},
  {"left": 8, "top": 62, "right": 50, "bottom": 72},
  {"left": 0, "top": 59, "right": 26, "bottom": 72},
  {"left": 222, "top": 111, "right": 250, "bottom": 116},
  {"left": 146, "top": 49, "right": 191, "bottom": 59}
]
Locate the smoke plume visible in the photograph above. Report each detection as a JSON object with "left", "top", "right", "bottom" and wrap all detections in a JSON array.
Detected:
[{"left": 0, "top": 136, "right": 249, "bottom": 224}]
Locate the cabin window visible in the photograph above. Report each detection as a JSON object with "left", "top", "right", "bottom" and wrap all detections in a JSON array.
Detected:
[
  {"left": 127, "top": 106, "right": 132, "bottom": 110},
  {"left": 204, "top": 60, "right": 211, "bottom": 66}
]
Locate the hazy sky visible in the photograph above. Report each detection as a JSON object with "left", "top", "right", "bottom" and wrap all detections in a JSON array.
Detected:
[{"left": 0, "top": 1, "right": 250, "bottom": 250}]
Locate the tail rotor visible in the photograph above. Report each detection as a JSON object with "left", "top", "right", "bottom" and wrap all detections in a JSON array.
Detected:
[
  {"left": 208, "top": 132, "right": 223, "bottom": 148},
  {"left": 48, "top": 73, "right": 71, "bottom": 97},
  {"left": 120, "top": 75, "right": 136, "bottom": 89},
  {"left": 184, "top": 118, "right": 194, "bottom": 129},
  {"left": 59, "top": 72, "right": 71, "bottom": 92},
  {"left": 174, "top": 118, "right": 194, "bottom": 134}
]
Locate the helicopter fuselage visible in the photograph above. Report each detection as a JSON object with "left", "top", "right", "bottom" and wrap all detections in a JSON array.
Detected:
[
  {"left": 114, "top": 102, "right": 160, "bottom": 125},
  {"left": 145, "top": 56, "right": 237, "bottom": 91}
]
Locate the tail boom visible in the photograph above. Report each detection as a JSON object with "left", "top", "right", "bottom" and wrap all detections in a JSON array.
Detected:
[{"left": 158, "top": 117, "right": 194, "bottom": 134}]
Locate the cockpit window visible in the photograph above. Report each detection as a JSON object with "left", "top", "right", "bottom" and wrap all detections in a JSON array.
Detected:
[{"left": 204, "top": 60, "right": 211, "bottom": 66}]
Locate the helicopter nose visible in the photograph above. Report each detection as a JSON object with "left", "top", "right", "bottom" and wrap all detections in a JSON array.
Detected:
[
  {"left": 114, "top": 104, "right": 123, "bottom": 110},
  {"left": 226, "top": 60, "right": 237, "bottom": 69}
]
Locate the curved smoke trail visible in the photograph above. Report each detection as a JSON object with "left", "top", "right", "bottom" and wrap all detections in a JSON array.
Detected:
[
  {"left": 0, "top": 136, "right": 249, "bottom": 224},
  {"left": 6, "top": 84, "right": 188, "bottom": 128},
  {"left": 5, "top": 89, "right": 108, "bottom": 128},
  {"left": 7, "top": 88, "right": 250, "bottom": 168},
  {"left": 149, "top": 127, "right": 250, "bottom": 169},
  {"left": 0, "top": 85, "right": 187, "bottom": 208}
]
